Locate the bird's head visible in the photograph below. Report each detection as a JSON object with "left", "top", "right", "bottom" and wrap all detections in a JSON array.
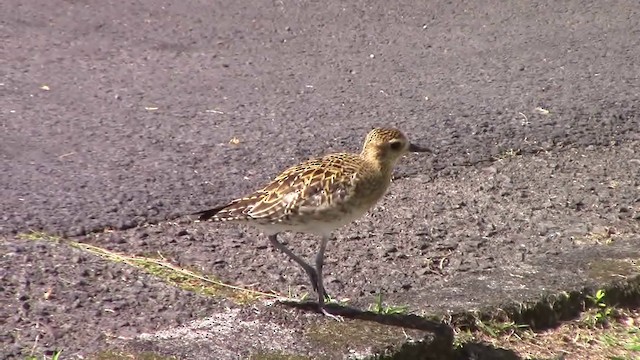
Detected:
[{"left": 360, "top": 128, "right": 431, "bottom": 167}]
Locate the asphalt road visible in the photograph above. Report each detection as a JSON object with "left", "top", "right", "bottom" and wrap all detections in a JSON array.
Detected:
[{"left": 1, "top": 0, "right": 638, "bottom": 236}]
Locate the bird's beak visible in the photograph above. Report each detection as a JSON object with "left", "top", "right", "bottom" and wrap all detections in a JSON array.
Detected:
[{"left": 408, "top": 143, "right": 432, "bottom": 153}]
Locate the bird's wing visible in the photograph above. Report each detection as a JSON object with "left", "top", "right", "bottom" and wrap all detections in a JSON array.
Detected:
[{"left": 202, "top": 154, "right": 361, "bottom": 222}]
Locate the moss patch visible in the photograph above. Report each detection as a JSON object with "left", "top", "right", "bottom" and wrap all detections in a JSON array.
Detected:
[
  {"left": 588, "top": 258, "right": 640, "bottom": 281},
  {"left": 305, "top": 319, "right": 450, "bottom": 359},
  {"left": 307, "top": 319, "right": 409, "bottom": 349}
]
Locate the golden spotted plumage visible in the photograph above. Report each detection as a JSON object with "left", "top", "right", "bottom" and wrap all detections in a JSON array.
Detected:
[
  {"left": 193, "top": 128, "right": 431, "bottom": 318},
  {"left": 200, "top": 153, "right": 384, "bottom": 228}
]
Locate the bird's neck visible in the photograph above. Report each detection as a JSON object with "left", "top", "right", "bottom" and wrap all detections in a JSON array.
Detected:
[{"left": 360, "top": 150, "right": 394, "bottom": 177}]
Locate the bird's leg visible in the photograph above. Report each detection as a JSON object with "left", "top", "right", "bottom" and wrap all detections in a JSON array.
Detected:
[
  {"left": 315, "top": 235, "right": 331, "bottom": 302},
  {"left": 268, "top": 234, "right": 341, "bottom": 320},
  {"left": 267, "top": 234, "right": 319, "bottom": 297},
  {"left": 315, "top": 235, "right": 342, "bottom": 321}
]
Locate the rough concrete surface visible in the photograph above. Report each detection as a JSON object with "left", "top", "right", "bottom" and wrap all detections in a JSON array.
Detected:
[{"left": 1, "top": 0, "right": 640, "bottom": 359}]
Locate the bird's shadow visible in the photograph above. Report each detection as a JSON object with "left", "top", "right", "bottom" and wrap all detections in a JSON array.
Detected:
[
  {"left": 277, "top": 300, "right": 526, "bottom": 360},
  {"left": 277, "top": 299, "right": 452, "bottom": 335}
]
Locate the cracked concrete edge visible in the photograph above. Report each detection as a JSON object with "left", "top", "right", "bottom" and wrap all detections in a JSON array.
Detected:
[{"left": 445, "top": 270, "right": 640, "bottom": 331}]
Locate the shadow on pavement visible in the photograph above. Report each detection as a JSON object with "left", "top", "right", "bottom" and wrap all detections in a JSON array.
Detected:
[{"left": 278, "top": 299, "right": 452, "bottom": 333}]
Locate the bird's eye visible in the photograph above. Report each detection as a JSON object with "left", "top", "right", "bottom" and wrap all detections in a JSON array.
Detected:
[{"left": 389, "top": 141, "right": 403, "bottom": 151}]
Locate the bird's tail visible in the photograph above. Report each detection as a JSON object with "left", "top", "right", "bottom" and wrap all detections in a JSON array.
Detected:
[
  {"left": 192, "top": 204, "right": 229, "bottom": 221},
  {"left": 193, "top": 192, "right": 265, "bottom": 221}
]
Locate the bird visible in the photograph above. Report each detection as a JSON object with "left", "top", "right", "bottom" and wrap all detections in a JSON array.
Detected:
[{"left": 193, "top": 128, "right": 431, "bottom": 318}]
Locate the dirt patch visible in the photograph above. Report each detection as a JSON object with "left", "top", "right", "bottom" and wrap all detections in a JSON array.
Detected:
[{"left": 456, "top": 308, "right": 640, "bottom": 360}]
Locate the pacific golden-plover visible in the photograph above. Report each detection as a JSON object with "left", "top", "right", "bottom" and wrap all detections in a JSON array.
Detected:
[{"left": 194, "top": 128, "right": 431, "bottom": 317}]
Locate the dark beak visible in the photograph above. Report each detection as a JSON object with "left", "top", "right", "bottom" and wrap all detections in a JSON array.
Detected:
[{"left": 408, "top": 143, "right": 432, "bottom": 153}]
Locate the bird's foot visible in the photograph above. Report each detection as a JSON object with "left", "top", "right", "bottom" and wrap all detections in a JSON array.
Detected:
[{"left": 319, "top": 304, "right": 343, "bottom": 322}]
